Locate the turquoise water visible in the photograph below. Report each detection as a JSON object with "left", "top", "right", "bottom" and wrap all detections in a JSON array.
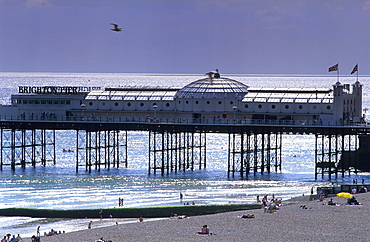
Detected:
[{"left": 1, "top": 72, "right": 369, "bottom": 237}]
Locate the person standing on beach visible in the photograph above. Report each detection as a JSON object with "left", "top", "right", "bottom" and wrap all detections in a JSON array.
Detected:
[
  {"left": 15, "top": 234, "right": 24, "bottom": 242},
  {"left": 36, "top": 226, "right": 40, "bottom": 236},
  {"left": 99, "top": 209, "right": 103, "bottom": 220},
  {"left": 88, "top": 221, "right": 92, "bottom": 229}
]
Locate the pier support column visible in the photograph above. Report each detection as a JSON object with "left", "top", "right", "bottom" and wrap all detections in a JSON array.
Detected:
[
  {"left": 76, "top": 130, "right": 127, "bottom": 172},
  {"left": 228, "top": 132, "right": 282, "bottom": 177},
  {"left": 148, "top": 131, "right": 206, "bottom": 175},
  {"left": 0, "top": 129, "right": 55, "bottom": 170},
  {"left": 315, "top": 134, "right": 358, "bottom": 179}
]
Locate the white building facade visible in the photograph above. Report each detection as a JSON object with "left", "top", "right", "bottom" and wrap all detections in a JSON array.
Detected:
[{"left": 1, "top": 73, "right": 363, "bottom": 125}]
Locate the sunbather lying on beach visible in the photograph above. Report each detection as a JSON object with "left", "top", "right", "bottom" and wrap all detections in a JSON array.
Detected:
[{"left": 95, "top": 237, "right": 112, "bottom": 242}]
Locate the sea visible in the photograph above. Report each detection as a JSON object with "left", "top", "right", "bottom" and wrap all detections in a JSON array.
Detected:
[{"left": 1, "top": 72, "right": 370, "bottom": 237}]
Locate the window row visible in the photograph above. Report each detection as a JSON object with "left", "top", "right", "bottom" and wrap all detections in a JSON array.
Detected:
[
  {"left": 88, "top": 101, "right": 171, "bottom": 108},
  {"left": 244, "top": 104, "right": 331, "bottom": 110},
  {"left": 15, "top": 99, "right": 71, "bottom": 105}
]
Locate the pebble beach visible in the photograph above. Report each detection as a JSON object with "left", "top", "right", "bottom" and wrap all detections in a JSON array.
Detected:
[{"left": 30, "top": 192, "right": 370, "bottom": 242}]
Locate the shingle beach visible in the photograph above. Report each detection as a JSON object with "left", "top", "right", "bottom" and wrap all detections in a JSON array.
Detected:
[{"left": 32, "top": 192, "right": 370, "bottom": 242}]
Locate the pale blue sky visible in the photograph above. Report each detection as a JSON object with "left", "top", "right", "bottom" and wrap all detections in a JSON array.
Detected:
[{"left": 1, "top": 0, "right": 370, "bottom": 74}]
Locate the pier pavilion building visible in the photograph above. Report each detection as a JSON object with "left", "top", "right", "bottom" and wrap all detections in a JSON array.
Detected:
[
  {"left": 0, "top": 71, "right": 367, "bottom": 178},
  {"left": 3, "top": 71, "right": 363, "bottom": 125}
]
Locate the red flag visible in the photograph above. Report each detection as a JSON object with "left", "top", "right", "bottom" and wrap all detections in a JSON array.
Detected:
[
  {"left": 328, "top": 64, "right": 338, "bottom": 72},
  {"left": 351, "top": 64, "right": 358, "bottom": 74}
]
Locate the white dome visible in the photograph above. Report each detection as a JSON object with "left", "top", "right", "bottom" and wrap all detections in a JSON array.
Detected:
[{"left": 176, "top": 77, "right": 249, "bottom": 99}]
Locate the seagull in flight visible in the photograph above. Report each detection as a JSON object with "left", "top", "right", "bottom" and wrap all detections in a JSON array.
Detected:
[{"left": 110, "top": 23, "right": 122, "bottom": 32}]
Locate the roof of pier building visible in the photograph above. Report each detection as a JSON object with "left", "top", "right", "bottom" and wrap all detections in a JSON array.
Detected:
[
  {"left": 243, "top": 88, "right": 333, "bottom": 104},
  {"left": 175, "top": 77, "right": 249, "bottom": 99},
  {"left": 84, "top": 87, "right": 179, "bottom": 101}
]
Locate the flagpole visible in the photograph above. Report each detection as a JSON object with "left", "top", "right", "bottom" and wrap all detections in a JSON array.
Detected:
[
  {"left": 337, "top": 63, "right": 339, "bottom": 83},
  {"left": 357, "top": 63, "right": 359, "bottom": 82}
]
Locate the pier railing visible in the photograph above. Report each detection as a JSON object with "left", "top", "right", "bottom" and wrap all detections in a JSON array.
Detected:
[{"left": 0, "top": 114, "right": 367, "bottom": 127}]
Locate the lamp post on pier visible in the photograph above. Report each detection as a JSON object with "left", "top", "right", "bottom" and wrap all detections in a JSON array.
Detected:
[
  {"left": 153, "top": 104, "right": 158, "bottom": 122},
  {"left": 81, "top": 103, "right": 86, "bottom": 121},
  {"left": 233, "top": 106, "right": 237, "bottom": 123}
]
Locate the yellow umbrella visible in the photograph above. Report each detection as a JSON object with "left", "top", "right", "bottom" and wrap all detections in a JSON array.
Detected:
[{"left": 336, "top": 192, "right": 353, "bottom": 199}]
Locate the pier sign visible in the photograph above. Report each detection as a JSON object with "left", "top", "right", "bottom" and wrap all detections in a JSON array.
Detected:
[{"left": 18, "top": 86, "right": 101, "bottom": 95}]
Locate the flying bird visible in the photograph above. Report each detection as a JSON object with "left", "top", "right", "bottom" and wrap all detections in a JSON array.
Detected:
[{"left": 110, "top": 23, "right": 122, "bottom": 32}]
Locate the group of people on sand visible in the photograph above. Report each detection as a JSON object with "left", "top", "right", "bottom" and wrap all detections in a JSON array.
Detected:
[
  {"left": 29, "top": 226, "right": 64, "bottom": 241},
  {"left": 196, "top": 225, "right": 211, "bottom": 235},
  {"left": 257, "top": 194, "right": 282, "bottom": 213},
  {"left": 1, "top": 234, "right": 24, "bottom": 242}
]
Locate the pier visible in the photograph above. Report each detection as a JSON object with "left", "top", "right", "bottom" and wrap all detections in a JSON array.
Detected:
[
  {"left": 1, "top": 116, "right": 368, "bottom": 179},
  {"left": 0, "top": 72, "right": 367, "bottom": 179}
]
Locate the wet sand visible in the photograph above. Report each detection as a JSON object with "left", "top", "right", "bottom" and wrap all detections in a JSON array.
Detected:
[{"left": 34, "top": 192, "right": 370, "bottom": 242}]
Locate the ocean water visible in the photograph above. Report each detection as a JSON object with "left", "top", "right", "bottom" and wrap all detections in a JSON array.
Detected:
[{"left": 1, "top": 72, "right": 370, "bottom": 237}]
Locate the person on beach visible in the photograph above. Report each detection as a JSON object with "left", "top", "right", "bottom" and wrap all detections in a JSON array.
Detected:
[
  {"left": 9, "top": 235, "right": 17, "bottom": 242},
  {"left": 1, "top": 236, "right": 6, "bottom": 242},
  {"left": 88, "top": 221, "right": 92, "bottom": 229},
  {"left": 347, "top": 196, "right": 360, "bottom": 205},
  {"left": 241, "top": 214, "right": 255, "bottom": 218},
  {"left": 359, "top": 186, "right": 367, "bottom": 193},
  {"left": 99, "top": 209, "right": 103, "bottom": 220},
  {"left": 15, "top": 234, "right": 24, "bottom": 242},
  {"left": 138, "top": 216, "right": 144, "bottom": 222},
  {"left": 196, "top": 225, "right": 210, "bottom": 235},
  {"left": 36, "top": 226, "right": 40, "bottom": 237},
  {"left": 327, "top": 198, "right": 336, "bottom": 205}
]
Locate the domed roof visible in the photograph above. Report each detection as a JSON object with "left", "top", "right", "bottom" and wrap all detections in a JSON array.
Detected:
[{"left": 176, "top": 76, "right": 249, "bottom": 99}]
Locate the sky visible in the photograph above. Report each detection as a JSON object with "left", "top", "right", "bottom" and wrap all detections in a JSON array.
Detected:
[{"left": 1, "top": 0, "right": 370, "bottom": 75}]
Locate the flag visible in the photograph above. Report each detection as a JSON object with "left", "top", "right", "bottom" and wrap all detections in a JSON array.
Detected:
[
  {"left": 351, "top": 64, "right": 358, "bottom": 75},
  {"left": 328, "top": 64, "right": 338, "bottom": 72}
]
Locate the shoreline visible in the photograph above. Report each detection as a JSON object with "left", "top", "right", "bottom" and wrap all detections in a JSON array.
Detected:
[{"left": 29, "top": 192, "right": 370, "bottom": 241}]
